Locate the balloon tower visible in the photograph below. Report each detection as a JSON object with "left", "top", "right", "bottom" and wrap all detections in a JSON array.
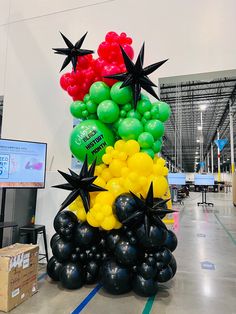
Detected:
[{"left": 47, "top": 31, "right": 178, "bottom": 297}]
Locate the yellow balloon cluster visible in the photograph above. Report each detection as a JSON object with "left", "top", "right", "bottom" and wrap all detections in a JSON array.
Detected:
[{"left": 69, "top": 139, "right": 170, "bottom": 230}]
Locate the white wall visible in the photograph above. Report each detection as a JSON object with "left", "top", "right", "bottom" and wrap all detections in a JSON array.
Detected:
[{"left": 0, "top": 0, "right": 236, "bottom": 171}]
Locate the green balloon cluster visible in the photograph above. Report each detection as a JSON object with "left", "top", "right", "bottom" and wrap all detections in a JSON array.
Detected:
[{"left": 69, "top": 81, "right": 171, "bottom": 162}]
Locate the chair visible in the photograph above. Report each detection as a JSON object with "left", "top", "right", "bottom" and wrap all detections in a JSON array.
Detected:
[{"left": 19, "top": 224, "right": 49, "bottom": 262}]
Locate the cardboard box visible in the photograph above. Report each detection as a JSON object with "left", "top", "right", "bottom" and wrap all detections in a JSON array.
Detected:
[{"left": 0, "top": 243, "right": 39, "bottom": 312}]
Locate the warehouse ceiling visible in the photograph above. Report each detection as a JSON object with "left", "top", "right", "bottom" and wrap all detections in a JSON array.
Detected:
[{"left": 159, "top": 73, "right": 236, "bottom": 172}]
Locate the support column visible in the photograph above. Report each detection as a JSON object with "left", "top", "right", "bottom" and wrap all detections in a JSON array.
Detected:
[
  {"left": 211, "top": 143, "right": 214, "bottom": 173},
  {"left": 229, "top": 102, "right": 235, "bottom": 174},
  {"left": 207, "top": 152, "right": 210, "bottom": 173},
  {"left": 217, "top": 129, "right": 221, "bottom": 182}
]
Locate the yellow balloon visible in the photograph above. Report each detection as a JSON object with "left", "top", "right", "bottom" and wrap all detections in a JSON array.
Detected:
[
  {"left": 106, "top": 146, "right": 114, "bottom": 154},
  {"left": 76, "top": 208, "right": 87, "bottom": 221},
  {"left": 106, "top": 178, "right": 125, "bottom": 197},
  {"left": 114, "top": 220, "right": 122, "bottom": 229},
  {"left": 101, "top": 215, "right": 116, "bottom": 230},
  {"left": 95, "top": 191, "right": 114, "bottom": 206},
  {"left": 121, "top": 167, "right": 129, "bottom": 177},
  {"left": 153, "top": 176, "right": 169, "bottom": 198},
  {"left": 125, "top": 140, "right": 140, "bottom": 156},
  {"left": 94, "top": 212, "right": 104, "bottom": 222},
  {"left": 118, "top": 151, "right": 127, "bottom": 161},
  {"left": 101, "top": 205, "right": 113, "bottom": 215},
  {"left": 128, "top": 152, "right": 153, "bottom": 176},
  {"left": 156, "top": 157, "right": 166, "bottom": 167},
  {"left": 114, "top": 140, "right": 126, "bottom": 152},
  {"left": 69, "top": 201, "right": 79, "bottom": 212},
  {"left": 128, "top": 172, "right": 138, "bottom": 182},
  {"left": 124, "top": 178, "right": 141, "bottom": 194},
  {"left": 138, "top": 176, "right": 148, "bottom": 187},
  {"left": 109, "top": 159, "right": 127, "bottom": 177},
  {"left": 153, "top": 164, "right": 163, "bottom": 176},
  {"left": 87, "top": 212, "right": 100, "bottom": 227},
  {"left": 94, "top": 176, "right": 106, "bottom": 188},
  {"left": 102, "top": 153, "right": 112, "bottom": 165},
  {"left": 162, "top": 167, "right": 168, "bottom": 176},
  {"left": 101, "top": 168, "right": 112, "bottom": 182}
]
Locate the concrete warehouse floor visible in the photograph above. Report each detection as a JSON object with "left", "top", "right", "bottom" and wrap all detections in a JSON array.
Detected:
[{"left": 10, "top": 192, "right": 236, "bottom": 314}]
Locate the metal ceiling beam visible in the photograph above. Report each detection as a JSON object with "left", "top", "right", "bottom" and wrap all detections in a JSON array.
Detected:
[{"left": 161, "top": 79, "right": 236, "bottom": 89}]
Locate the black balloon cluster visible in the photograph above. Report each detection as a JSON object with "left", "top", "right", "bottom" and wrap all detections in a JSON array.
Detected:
[{"left": 47, "top": 187, "right": 178, "bottom": 297}]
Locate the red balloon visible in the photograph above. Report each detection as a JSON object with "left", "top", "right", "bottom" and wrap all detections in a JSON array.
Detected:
[
  {"left": 101, "top": 64, "right": 120, "bottom": 86},
  {"left": 60, "top": 73, "right": 71, "bottom": 90},
  {"left": 67, "top": 85, "right": 80, "bottom": 97},
  {"left": 123, "top": 44, "right": 134, "bottom": 60},
  {"left": 97, "top": 41, "right": 110, "bottom": 59},
  {"left": 105, "top": 31, "right": 119, "bottom": 43}
]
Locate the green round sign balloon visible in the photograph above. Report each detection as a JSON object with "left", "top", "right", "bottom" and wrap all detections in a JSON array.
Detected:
[
  {"left": 97, "top": 100, "right": 120, "bottom": 123},
  {"left": 70, "top": 120, "right": 115, "bottom": 164},
  {"left": 144, "top": 120, "right": 165, "bottom": 140},
  {"left": 110, "top": 82, "right": 132, "bottom": 105},
  {"left": 118, "top": 118, "right": 143, "bottom": 140},
  {"left": 152, "top": 139, "right": 162, "bottom": 153},
  {"left": 89, "top": 81, "right": 110, "bottom": 104}
]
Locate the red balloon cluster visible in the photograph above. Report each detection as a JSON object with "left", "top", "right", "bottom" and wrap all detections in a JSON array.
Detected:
[{"left": 59, "top": 32, "right": 134, "bottom": 101}]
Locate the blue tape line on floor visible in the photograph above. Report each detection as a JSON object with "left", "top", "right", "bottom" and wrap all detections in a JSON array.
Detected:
[
  {"left": 38, "top": 272, "right": 47, "bottom": 281},
  {"left": 71, "top": 284, "right": 102, "bottom": 314}
]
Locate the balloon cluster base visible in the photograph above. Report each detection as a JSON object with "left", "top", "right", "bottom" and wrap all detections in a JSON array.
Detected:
[{"left": 47, "top": 210, "right": 177, "bottom": 297}]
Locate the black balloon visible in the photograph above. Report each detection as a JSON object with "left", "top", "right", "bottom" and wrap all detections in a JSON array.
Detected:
[
  {"left": 53, "top": 211, "right": 78, "bottom": 240},
  {"left": 138, "top": 262, "right": 157, "bottom": 280},
  {"left": 163, "top": 230, "right": 178, "bottom": 252},
  {"left": 74, "top": 222, "right": 99, "bottom": 247},
  {"left": 136, "top": 224, "right": 167, "bottom": 248},
  {"left": 113, "top": 193, "right": 137, "bottom": 224},
  {"left": 100, "top": 260, "right": 132, "bottom": 295},
  {"left": 60, "top": 262, "right": 85, "bottom": 289},
  {"left": 155, "top": 261, "right": 166, "bottom": 271},
  {"left": 85, "top": 261, "right": 100, "bottom": 284},
  {"left": 52, "top": 238, "right": 74, "bottom": 262},
  {"left": 132, "top": 274, "right": 158, "bottom": 297},
  {"left": 106, "top": 230, "right": 122, "bottom": 251},
  {"left": 114, "top": 239, "right": 139, "bottom": 266},
  {"left": 47, "top": 257, "right": 63, "bottom": 281},
  {"left": 50, "top": 233, "right": 61, "bottom": 248},
  {"left": 156, "top": 265, "right": 173, "bottom": 282},
  {"left": 154, "top": 248, "right": 173, "bottom": 265},
  {"left": 70, "top": 252, "right": 80, "bottom": 263},
  {"left": 169, "top": 256, "right": 177, "bottom": 277}
]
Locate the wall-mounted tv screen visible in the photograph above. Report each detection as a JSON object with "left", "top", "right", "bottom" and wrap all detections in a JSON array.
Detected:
[
  {"left": 194, "top": 174, "right": 214, "bottom": 186},
  {"left": 168, "top": 173, "right": 186, "bottom": 185},
  {"left": 0, "top": 139, "right": 47, "bottom": 188}
]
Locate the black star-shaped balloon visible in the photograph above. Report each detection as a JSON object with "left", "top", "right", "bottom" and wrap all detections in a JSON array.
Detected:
[
  {"left": 123, "top": 182, "right": 176, "bottom": 236},
  {"left": 104, "top": 43, "right": 168, "bottom": 109},
  {"left": 53, "top": 32, "right": 94, "bottom": 72},
  {"left": 53, "top": 156, "right": 106, "bottom": 212}
]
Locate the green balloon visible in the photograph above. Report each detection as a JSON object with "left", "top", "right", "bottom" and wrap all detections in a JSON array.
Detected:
[
  {"left": 123, "top": 103, "right": 132, "bottom": 112},
  {"left": 110, "top": 82, "right": 132, "bottom": 105},
  {"left": 141, "top": 94, "right": 150, "bottom": 101},
  {"left": 144, "top": 120, "right": 165, "bottom": 140},
  {"left": 82, "top": 110, "right": 89, "bottom": 118},
  {"left": 137, "top": 99, "right": 152, "bottom": 115},
  {"left": 152, "top": 139, "right": 162, "bottom": 153},
  {"left": 118, "top": 118, "right": 143, "bottom": 140},
  {"left": 120, "top": 109, "right": 127, "bottom": 118},
  {"left": 156, "top": 101, "right": 171, "bottom": 122},
  {"left": 70, "top": 101, "right": 85, "bottom": 119},
  {"left": 143, "top": 111, "right": 151, "bottom": 120},
  {"left": 83, "top": 94, "right": 90, "bottom": 103},
  {"left": 88, "top": 113, "right": 98, "bottom": 120},
  {"left": 127, "top": 109, "right": 141, "bottom": 120},
  {"left": 138, "top": 132, "right": 154, "bottom": 148},
  {"left": 141, "top": 117, "right": 147, "bottom": 125},
  {"left": 89, "top": 81, "right": 110, "bottom": 104},
  {"left": 70, "top": 120, "right": 115, "bottom": 164},
  {"left": 86, "top": 100, "right": 97, "bottom": 113},
  {"left": 113, "top": 117, "right": 124, "bottom": 129},
  {"left": 97, "top": 100, "right": 120, "bottom": 123},
  {"left": 141, "top": 148, "right": 155, "bottom": 159}
]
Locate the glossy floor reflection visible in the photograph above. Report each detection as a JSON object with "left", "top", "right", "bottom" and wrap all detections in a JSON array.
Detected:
[{"left": 11, "top": 192, "right": 236, "bottom": 314}]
